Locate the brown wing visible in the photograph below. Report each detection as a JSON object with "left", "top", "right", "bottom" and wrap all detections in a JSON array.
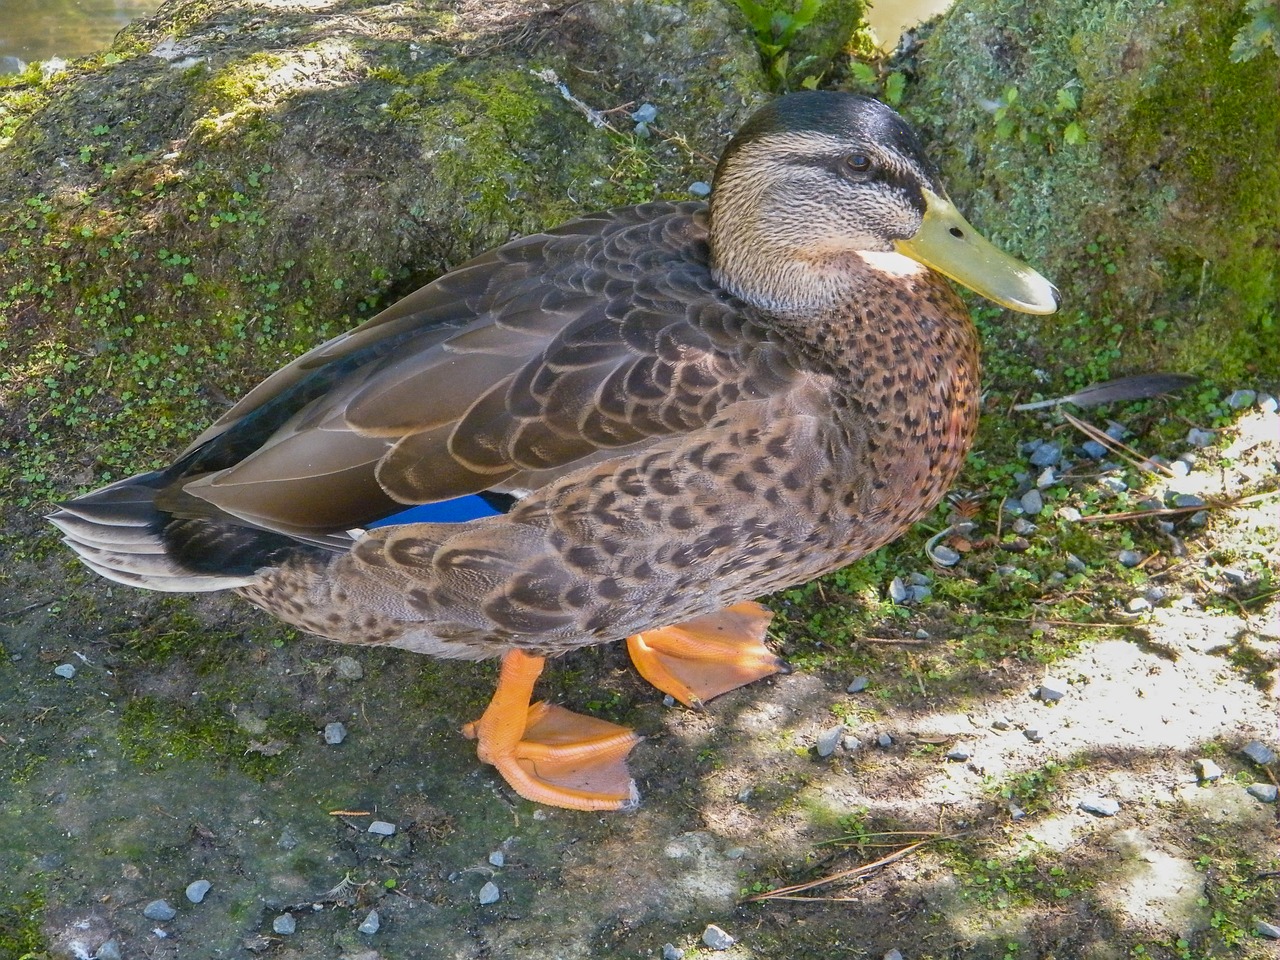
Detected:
[{"left": 176, "top": 203, "right": 799, "bottom": 537}]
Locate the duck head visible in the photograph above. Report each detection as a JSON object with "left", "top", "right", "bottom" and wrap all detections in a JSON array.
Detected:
[{"left": 708, "top": 92, "right": 1059, "bottom": 317}]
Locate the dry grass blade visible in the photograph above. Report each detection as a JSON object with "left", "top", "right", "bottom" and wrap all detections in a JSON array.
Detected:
[
  {"left": 1079, "top": 489, "right": 1278, "bottom": 524},
  {"left": 741, "top": 834, "right": 946, "bottom": 903},
  {"left": 1061, "top": 410, "right": 1177, "bottom": 477}
]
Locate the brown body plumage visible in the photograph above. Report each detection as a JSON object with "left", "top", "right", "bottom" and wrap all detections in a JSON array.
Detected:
[{"left": 51, "top": 92, "right": 1056, "bottom": 809}]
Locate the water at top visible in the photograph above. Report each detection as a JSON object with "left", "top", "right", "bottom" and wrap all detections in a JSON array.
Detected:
[{"left": 0, "top": 0, "right": 162, "bottom": 73}]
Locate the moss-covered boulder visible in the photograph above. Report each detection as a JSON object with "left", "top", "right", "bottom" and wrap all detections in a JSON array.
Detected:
[
  {"left": 0, "top": 0, "right": 763, "bottom": 520},
  {"left": 902, "top": 0, "right": 1279, "bottom": 391}
]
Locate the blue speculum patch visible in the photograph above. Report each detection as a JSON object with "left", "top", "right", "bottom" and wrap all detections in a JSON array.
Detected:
[{"left": 366, "top": 494, "right": 505, "bottom": 528}]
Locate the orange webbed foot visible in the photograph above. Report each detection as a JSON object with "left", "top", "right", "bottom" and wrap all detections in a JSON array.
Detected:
[
  {"left": 626, "top": 600, "right": 788, "bottom": 708},
  {"left": 462, "top": 650, "right": 640, "bottom": 811}
]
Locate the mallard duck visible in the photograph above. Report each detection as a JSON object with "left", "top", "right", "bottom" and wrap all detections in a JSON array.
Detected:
[{"left": 50, "top": 92, "right": 1057, "bottom": 811}]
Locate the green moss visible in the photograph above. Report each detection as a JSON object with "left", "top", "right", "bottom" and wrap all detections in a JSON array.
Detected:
[
  {"left": 903, "top": 0, "right": 1279, "bottom": 392},
  {"left": 0, "top": 886, "right": 48, "bottom": 959}
]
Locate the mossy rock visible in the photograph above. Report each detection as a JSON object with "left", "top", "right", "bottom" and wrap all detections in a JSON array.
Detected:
[
  {"left": 0, "top": 0, "right": 763, "bottom": 522},
  {"left": 902, "top": 0, "right": 1279, "bottom": 391}
]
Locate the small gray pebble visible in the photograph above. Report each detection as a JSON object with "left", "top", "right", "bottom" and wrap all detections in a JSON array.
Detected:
[
  {"left": 1059, "top": 506, "right": 1082, "bottom": 522},
  {"left": 1065, "top": 553, "right": 1087, "bottom": 573},
  {"left": 889, "top": 577, "right": 909, "bottom": 603},
  {"left": 488, "top": 850, "right": 505, "bottom": 867},
  {"left": 688, "top": 181, "right": 712, "bottom": 197},
  {"left": 1187, "top": 510, "right": 1209, "bottom": 527},
  {"left": 1008, "top": 802, "right": 1026, "bottom": 821},
  {"left": 842, "top": 735, "right": 862, "bottom": 751},
  {"left": 847, "top": 676, "right": 869, "bottom": 693},
  {"left": 1194, "top": 759, "right": 1224, "bottom": 781},
  {"left": 1020, "top": 489, "right": 1044, "bottom": 515},
  {"left": 478, "top": 881, "right": 500, "bottom": 905},
  {"left": 1186, "top": 427, "right": 1215, "bottom": 447},
  {"left": 877, "top": 732, "right": 894, "bottom": 748},
  {"left": 1126, "top": 597, "right": 1151, "bottom": 613},
  {"left": 737, "top": 787, "right": 753, "bottom": 802},
  {"left": 1118, "top": 549, "right": 1143, "bottom": 568},
  {"left": 992, "top": 718, "right": 1011, "bottom": 731},
  {"left": 1104, "top": 421, "right": 1130, "bottom": 440},
  {"left": 368, "top": 820, "right": 396, "bottom": 836},
  {"left": 96, "top": 940, "right": 123, "bottom": 960},
  {"left": 663, "top": 944, "right": 685, "bottom": 960},
  {"left": 1024, "top": 728, "right": 1044, "bottom": 742},
  {"left": 908, "top": 572, "right": 930, "bottom": 586},
  {"left": 1080, "top": 439, "right": 1108, "bottom": 459},
  {"left": 1037, "top": 677, "right": 1068, "bottom": 702},
  {"left": 53, "top": 663, "right": 76, "bottom": 679},
  {"left": 1001, "top": 498, "right": 1025, "bottom": 517},
  {"left": 333, "top": 656, "right": 364, "bottom": 680},
  {"left": 1241, "top": 740, "right": 1277, "bottom": 765},
  {"left": 663, "top": 694, "right": 676, "bottom": 707},
  {"left": 1099, "top": 476, "right": 1128, "bottom": 494},
  {"left": 1036, "top": 466, "right": 1057, "bottom": 488},
  {"left": 995, "top": 564, "right": 1018, "bottom": 576},
  {"left": 725, "top": 846, "right": 746, "bottom": 859},
  {"left": 1222, "top": 567, "right": 1248, "bottom": 586},
  {"left": 1079, "top": 796, "right": 1121, "bottom": 817},
  {"left": 1011, "top": 517, "right": 1037, "bottom": 535},
  {"left": 816, "top": 724, "right": 845, "bottom": 758},
  {"left": 910, "top": 584, "right": 931, "bottom": 602},
  {"left": 185, "top": 879, "right": 211, "bottom": 903},
  {"left": 1225, "top": 388, "right": 1256, "bottom": 409},
  {"left": 702, "top": 924, "right": 736, "bottom": 950},
  {"left": 323, "top": 722, "right": 348, "bottom": 745},
  {"left": 946, "top": 744, "right": 972, "bottom": 761},
  {"left": 273, "top": 912, "right": 296, "bottom": 935},
  {"left": 931, "top": 545, "right": 962, "bottom": 568},
  {"left": 630, "top": 102, "right": 657, "bottom": 123},
  {"left": 1145, "top": 585, "right": 1169, "bottom": 603},
  {"left": 884, "top": 951, "right": 904, "bottom": 960},
  {"left": 1029, "top": 442, "right": 1061, "bottom": 467},
  {"left": 277, "top": 828, "right": 298, "bottom": 851},
  {"left": 358, "top": 909, "right": 380, "bottom": 934},
  {"left": 1246, "top": 783, "right": 1278, "bottom": 803},
  {"left": 1156, "top": 519, "right": 1176, "bottom": 534},
  {"left": 143, "top": 899, "right": 177, "bottom": 922},
  {"left": 1022, "top": 438, "right": 1045, "bottom": 454},
  {"left": 1258, "top": 393, "right": 1278, "bottom": 413},
  {"left": 914, "top": 628, "right": 930, "bottom": 639},
  {"left": 1170, "top": 460, "right": 1190, "bottom": 477},
  {"left": 633, "top": 121, "right": 651, "bottom": 138},
  {"left": 1257, "top": 920, "right": 1280, "bottom": 939},
  {"left": 1172, "top": 493, "right": 1206, "bottom": 509}
]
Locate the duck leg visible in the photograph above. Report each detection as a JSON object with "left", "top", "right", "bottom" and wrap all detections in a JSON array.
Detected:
[
  {"left": 461, "top": 649, "right": 641, "bottom": 811},
  {"left": 626, "top": 601, "right": 788, "bottom": 708}
]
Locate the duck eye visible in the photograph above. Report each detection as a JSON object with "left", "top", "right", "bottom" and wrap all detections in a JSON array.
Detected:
[{"left": 843, "top": 153, "right": 873, "bottom": 176}]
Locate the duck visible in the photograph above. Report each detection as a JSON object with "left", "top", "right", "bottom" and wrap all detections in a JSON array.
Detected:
[{"left": 49, "top": 91, "right": 1058, "bottom": 811}]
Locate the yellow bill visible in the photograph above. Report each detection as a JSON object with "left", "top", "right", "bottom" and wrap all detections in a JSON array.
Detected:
[{"left": 896, "top": 189, "right": 1060, "bottom": 315}]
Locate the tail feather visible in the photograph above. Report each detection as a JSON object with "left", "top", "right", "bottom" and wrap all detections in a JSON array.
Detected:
[{"left": 49, "top": 473, "right": 259, "bottom": 592}]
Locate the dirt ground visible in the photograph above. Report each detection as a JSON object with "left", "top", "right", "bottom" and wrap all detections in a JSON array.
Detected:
[{"left": 1, "top": 404, "right": 1276, "bottom": 960}]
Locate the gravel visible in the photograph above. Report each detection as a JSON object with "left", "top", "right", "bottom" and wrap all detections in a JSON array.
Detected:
[
  {"left": 1257, "top": 920, "right": 1280, "bottom": 939},
  {"left": 488, "top": 850, "right": 505, "bottom": 867},
  {"left": 701, "top": 924, "right": 736, "bottom": 950},
  {"left": 1079, "top": 796, "right": 1121, "bottom": 817},
  {"left": 1186, "top": 427, "right": 1215, "bottom": 447},
  {"left": 663, "top": 944, "right": 685, "bottom": 960},
  {"left": 1240, "top": 740, "right": 1277, "bottom": 765},
  {"left": 143, "top": 899, "right": 177, "bottom": 921},
  {"left": 889, "top": 577, "right": 909, "bottom": 602},
  {"left": 946, "top": 744, "right": 972, "bottom": 761},
  {"left": 847, "top": 676, "right": 869, "bottom": 693},
  {"left": 1118, "top": 549, "right": 1143, "bottom": 567},
  {"left": 1037, "top": 677, "right": 1068, "bottom": 702},
  {"left": 323, "top": 722, "right": 348, "bottom": 745},
  {"left": 1020, "top": 489, "right": 1044, "bottom": 515},
  {"left": 1225, "top": 388, "right": 1256, "bottom": 409},
  {"left": 1024, "top": 728, "right": 1044, "bottom": 742},
  {"left": 816, "top": 724, "right": 845, "bottom": 758},
  {"left": 877, "top": 732, "right": 894, "bottom": 748},
  {"left": 930, "top": 543, "right": 961, "bottom": 566},
  {"left": 358, "top": 909, "right": 380, "bottom": 934},
  {"left": 1029, "top": 442, "right": 1062, "bottom": 467},
  {"left": 185, "top": 879, "right": 211, "bottom": 903},
  {"left": 273, "top": 912, "right": 296, "bottom": 935},
  {"left": 1246, "top": 783, "right": 1278, "bottom": 803},
  {"left": 96, "top": 940, "right": 123, "bottom": 960},
  {"left": 1081, "top": 440, "right": 1108, "bottom": 459},
  {"left": 368, "top": 820, "right": 396, "bottom": 836},
  {"left": 478, "top": 881, "right": 501, "bottom": 905},
  {"left": 53, "top": 663, "right": 76, "bottom": 679},
  {"left": 332, "top": 656, "right": 364, "bottom": 680},
  {"left": 1193, "top": 759, "right": 1223, "bottom": 781},
  {"left": 688, "top": 181, "right": 711, "bottom": 197}
]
